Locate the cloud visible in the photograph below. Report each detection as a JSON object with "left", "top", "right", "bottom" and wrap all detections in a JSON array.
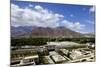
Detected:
[
  {"left": 11, "top": 4, "right": 64, "bottom": 28},
  {"left": 11, "top": 3, "right": 85, "bottom": 32},
  {"left": 86, "top": 20, "right": 94, "bottom": 24},
  {"left": 61, "top": 20, "right": 85, "bottom": 30},
  {"left": 34, "top": 5, "right": 44, "bottom": 11},
  {"left": 89, "top": 6, "right": 95, "bottom": 13},
  {"left": 75, "top": 30, "right": 88, "bottom": 34}
]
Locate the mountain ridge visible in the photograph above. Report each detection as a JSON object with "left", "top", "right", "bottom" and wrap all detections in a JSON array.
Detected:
[{"left": 11, "top": 26, "right": 84, "bottom": 38}]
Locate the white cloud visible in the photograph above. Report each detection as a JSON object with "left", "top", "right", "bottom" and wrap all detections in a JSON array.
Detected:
[
  {"left": 11, "top": 3, "right": 85, "bottom": 32},
  {"left": 87, "top": 20, "right": 94, "bottom": 24},
  {"left": 75, "top": 30, "right": 88, "bottom": 34},
  {"left": 11, "top": 4, "right": 63, "bottom": 28},
  {"left": 89, "top": 6, "right": 95, "bottom": 13},
  {"left": 34, "top": 5, "right": 43, "bottom": 11},
  {"left": 61, "top": 20, "right": 85, "bottom": 30}
]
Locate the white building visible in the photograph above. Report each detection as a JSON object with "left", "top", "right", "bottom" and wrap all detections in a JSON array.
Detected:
[
  {"left": 69, "top": 50, "right": 83, "bottom": 60},
  {"left": 49, "top": 51, "right": 66, "bottom": 63}
]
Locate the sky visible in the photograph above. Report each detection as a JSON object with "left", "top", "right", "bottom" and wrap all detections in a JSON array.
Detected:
[{"left": 11, "top": 0, "right": 95, "bottom": 34}]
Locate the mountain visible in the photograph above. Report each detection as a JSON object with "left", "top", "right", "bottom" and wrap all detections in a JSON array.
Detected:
[
  {"left": 11, "top": 26, "right": 34, "bottom": 38},
  {"left": 11, "top": 26, "right": 83, "bottom": 38},
  {"left": 83, "top": 33, "right": 95, "bottom": 38},
  {"left": 31, "top": 27, "right": 82, "bottom": 38}
]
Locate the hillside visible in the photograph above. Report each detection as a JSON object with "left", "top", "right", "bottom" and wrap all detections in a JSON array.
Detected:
[{"left": 11, "top": 26, "right": 83, "bottom": 38}]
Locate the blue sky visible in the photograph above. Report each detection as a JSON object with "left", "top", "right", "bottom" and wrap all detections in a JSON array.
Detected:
[{"left": 11, "top": 0, "right": 95, "bottom": 33}]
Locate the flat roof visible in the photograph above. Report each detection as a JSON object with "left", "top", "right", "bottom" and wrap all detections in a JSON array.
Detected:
[
  {"left": 70, "top": 50, "right": 83, "bottom": 59},
  {"left": 49, "top": 51, "right": 66, "bottom": 62},
  {"left": 24, "top": 55, "right": 39, "bottom": 59},
  {"left": 47, "top": 41, "right": 81, "bottom": 46}
]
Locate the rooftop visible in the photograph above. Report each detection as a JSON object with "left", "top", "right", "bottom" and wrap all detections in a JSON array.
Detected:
[
  {"left": 49, "top": 51, "right": 66, "bottom": 63},
  {"left": 24, "top": 55, "right": 39, "bottom": 59},
  {"left": 47, "top": 41, "right": 82, "bottom": 46}
]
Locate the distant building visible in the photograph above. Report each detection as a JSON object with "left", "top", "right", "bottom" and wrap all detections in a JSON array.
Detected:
[{"left": 86, "top": 43, "right": 95, "bottom": 48}]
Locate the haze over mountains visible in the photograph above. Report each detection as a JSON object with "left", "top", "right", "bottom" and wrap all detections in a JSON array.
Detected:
[{"left": 11, "top": 26, "right": 94, "bottom": 38}]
